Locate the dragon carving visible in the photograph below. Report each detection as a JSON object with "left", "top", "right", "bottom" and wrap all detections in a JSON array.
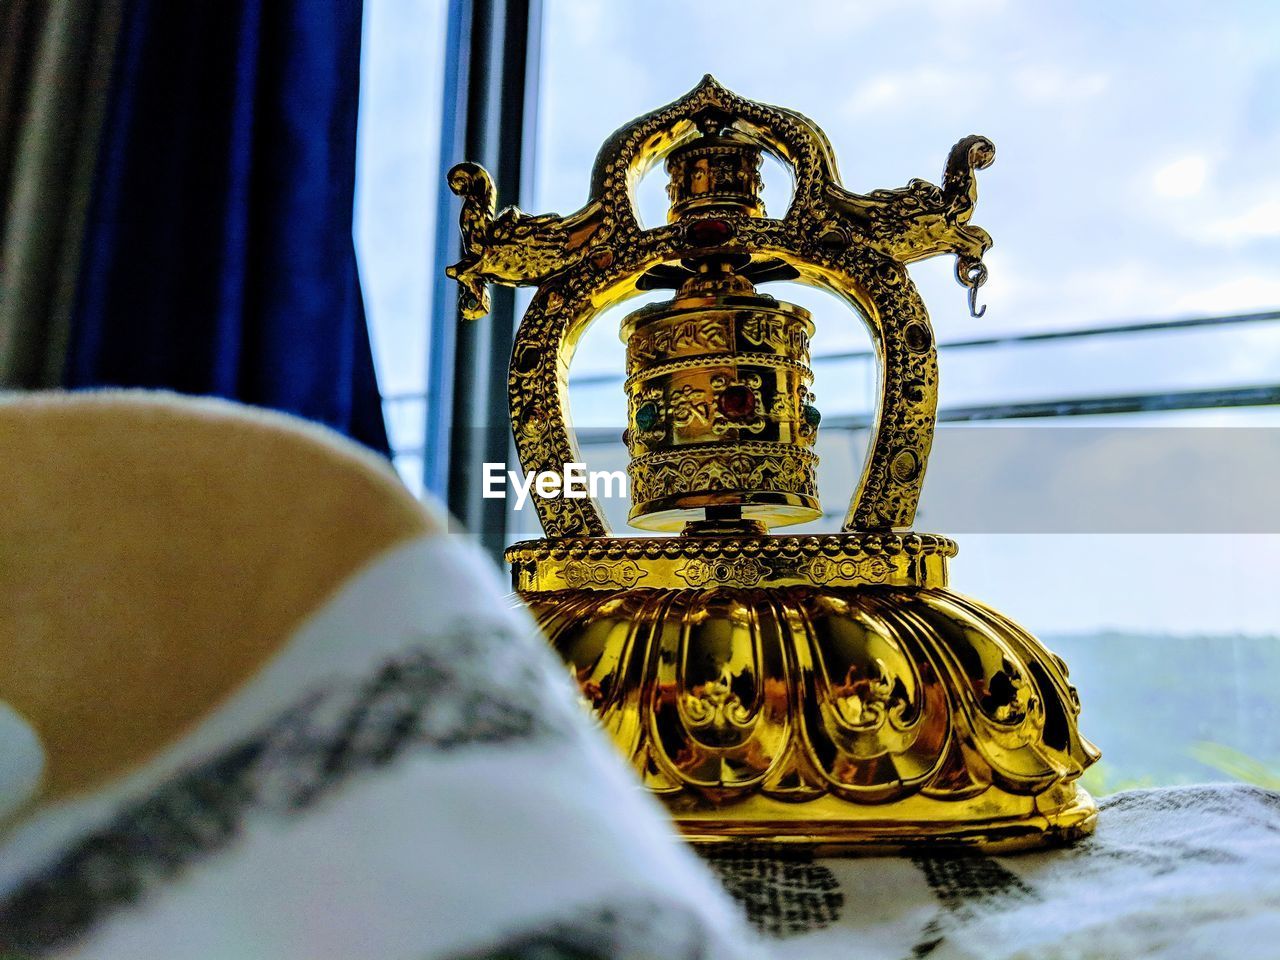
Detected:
[
  {"left": 445, "top": 162, "right": 607, "bottom": 320},
  {"left": 825, "top": 134, "right": 995, "bottom": 315}
]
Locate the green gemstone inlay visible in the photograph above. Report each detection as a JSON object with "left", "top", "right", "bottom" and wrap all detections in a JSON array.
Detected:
[
  {"left": 803, "top": 404, "right": 822, "bottom": 428},
  {"left": 635, "top": 401, "right": 661, "bottom": 432}
]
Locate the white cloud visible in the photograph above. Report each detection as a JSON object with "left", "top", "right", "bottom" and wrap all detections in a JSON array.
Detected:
[
  {"left": 1202, "top": 197, "right": 1280, "bottom": 244},
  {"left": 1152, "top": 155, "right": 1210, "bottom": 198},
  {"left": 1173, "top": 274, "right": 1280, "bottom": 315}
]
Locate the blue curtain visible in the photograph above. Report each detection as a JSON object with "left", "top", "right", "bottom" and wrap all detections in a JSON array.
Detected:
[{"left": 65, "top": 0, "right": 390, "bottom": 453}]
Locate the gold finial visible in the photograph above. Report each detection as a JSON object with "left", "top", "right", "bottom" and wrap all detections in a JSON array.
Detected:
[{"left": 664, "top": 128, "right": 765, "bottom": 221}]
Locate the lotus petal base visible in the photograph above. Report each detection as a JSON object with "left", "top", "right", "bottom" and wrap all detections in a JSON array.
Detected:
[{"left": 510, "top": 532, "right": 1100, "bottom": 853}]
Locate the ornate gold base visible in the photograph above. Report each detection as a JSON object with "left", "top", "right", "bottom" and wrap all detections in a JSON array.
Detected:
[
  {"left": 673, "top": 783, "right": 1098, "bottom": 855},
  {"left": 510, "top": 531, "right": 1101, "bottom": 853}
]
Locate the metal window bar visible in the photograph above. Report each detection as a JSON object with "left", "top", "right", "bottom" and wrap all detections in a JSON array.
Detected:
[
  {"left": 562, "top": 308, "right": 1280, "bottom": 390},
  {"left": 422, "top": 0, "right": 540, "bottom": 558},
  {"left": 392, "top": 307, "right": 1280, "bottom": 455},
  {"left": 387, "top": 307, "right": 1280, "bottom": 404}
]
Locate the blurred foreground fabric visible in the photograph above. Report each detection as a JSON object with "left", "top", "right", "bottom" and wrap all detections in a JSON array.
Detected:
[
  {"left": 0, "top": 392, "right": 1276, "bottom": 959},
  {"left": 0, "top": 390, "right": 755, "bottom": 958}
]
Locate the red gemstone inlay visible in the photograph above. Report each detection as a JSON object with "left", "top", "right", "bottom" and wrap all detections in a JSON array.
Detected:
[
  {"left": 687, "top": 218, "right": 734, "bottom": 246},
  {"left": 719, "top": 384, "right": 756, "bottom": 420}
]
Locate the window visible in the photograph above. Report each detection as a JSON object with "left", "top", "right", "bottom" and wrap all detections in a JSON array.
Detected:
[
  {"left": 355, "top": 0, "right": 1280, "bottom": 792},
  {"left": 355, "top": 0, "right": 450, "bottom": 493}
]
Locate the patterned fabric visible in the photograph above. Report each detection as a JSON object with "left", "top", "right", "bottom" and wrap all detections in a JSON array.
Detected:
[
  {"left": 707, "top": 851, "right": 844, "bottom": 937},
  {"left": 711, "top": 784, "right": 1280, "bottom": 960},
  {"left": 445, "top": 901, "right": 715, "bottom": 960},
  {"left": 0, "top": 636, "right": 560, "bottom": 954}
]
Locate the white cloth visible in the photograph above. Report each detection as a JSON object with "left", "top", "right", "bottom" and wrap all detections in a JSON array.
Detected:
[{"left": 0, "top": 536, "right": 761, "bottom": 960}]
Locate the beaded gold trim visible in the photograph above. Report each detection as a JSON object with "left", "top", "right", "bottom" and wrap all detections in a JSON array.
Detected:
[{"left": 507, "top": 532, "right": 956, "bottom": 592}]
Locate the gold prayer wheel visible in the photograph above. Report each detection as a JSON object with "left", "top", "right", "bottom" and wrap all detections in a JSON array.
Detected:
[
  {"left": 626, "top": 131, "right": 820, "bottom": 530},
  {"left": 448, "top": 77, "right": 1099, "bottom": 852},
  {"left": 622, "top": 284, "right": 820, "bottom": 530}
]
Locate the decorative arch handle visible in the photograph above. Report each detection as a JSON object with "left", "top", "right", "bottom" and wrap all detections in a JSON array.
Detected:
[{"left": 446, "top": 77, "right": 994, "bottom": 537}]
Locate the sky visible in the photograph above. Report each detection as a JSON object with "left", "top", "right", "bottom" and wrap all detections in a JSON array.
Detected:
[
  {"left": 355, "top": 0, "right": 1280, "bottom": 407},
  {"left": 353, "top": 0, "right": 1280, "bottom": 635},
  {"left": 539, "top": 0, "right": 1280, "bottom": 337}
]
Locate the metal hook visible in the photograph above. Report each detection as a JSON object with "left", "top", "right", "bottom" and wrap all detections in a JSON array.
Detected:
[
  {"left": 968, "top": 282, "right": 987, "bottom": 319},
  {"left": 958, "top": 258, "right": 988, "bottom": 319}
]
